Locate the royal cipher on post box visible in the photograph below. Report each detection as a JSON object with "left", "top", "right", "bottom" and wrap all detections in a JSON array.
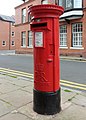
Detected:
[{"left": 29, "top": 5, "right": 64, "bottom": 115}]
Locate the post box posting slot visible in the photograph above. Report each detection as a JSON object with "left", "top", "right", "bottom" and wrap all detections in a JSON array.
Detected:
[
  {"left": 31, "top": 22, "right": 47, "bottom": 28},
  {"left": 31, "top": 22, "right": 51, "bottom": 30}
]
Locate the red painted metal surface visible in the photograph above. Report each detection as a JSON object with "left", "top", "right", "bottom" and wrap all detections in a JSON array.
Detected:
[{"left": 30, "top": 5, "right": 64, "bottom": 92}]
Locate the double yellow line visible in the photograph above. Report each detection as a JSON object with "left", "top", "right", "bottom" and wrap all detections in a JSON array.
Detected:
[
  {"left": 0, "top": 67, "right": 33, "bottom": 79},
  {"left": 60, "top": 80, "right": 86, "bottom": 91},
  {"left": 0, "top": 67, "right": 86, "bottom": 91}
]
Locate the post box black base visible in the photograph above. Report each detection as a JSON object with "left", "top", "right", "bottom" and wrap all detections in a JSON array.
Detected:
[{"left": 33, "top": 89, "right": 61, "bottom": 115}]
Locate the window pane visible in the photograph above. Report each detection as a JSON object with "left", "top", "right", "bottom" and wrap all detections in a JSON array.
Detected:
[
  {"left": 28, "top": 31, "right": 33, "bottom": 47},
  {"left": 2, "top": 41, "right": 6, "bottom": 46},
  {"left": 58, "top": 0, "right": 82, "bottom": 10},
  {"left": 74, "top": 0, "right": 82, "bottom": 8},
  {"left": 28, "top": 14, "right": 31, "bottom": 23},
  {"left": 72, "top": 23, "right": 82, "bottom": 47},
  {"left": 22, "top": 8, "right": 26, "bottom": 23},
  {"left": 60, "top": 25, "right": 67, "bottom": 46},
  {"left": 12, "top": 32, "right": 15, "bottom": 37},
  {"left": 58, "top": 0, "right": 63, "bottom": 6},
  {"left": 12, "top": 41, "right": 15, "bottom": 46},
  {"left": 21, "top": 32, "right": 26, "bottom": 47},
  {"left": 66, "top": 0, "right": 72, "bottom": 9}
]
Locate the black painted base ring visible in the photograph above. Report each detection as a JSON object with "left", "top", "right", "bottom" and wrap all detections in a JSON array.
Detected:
[{"left": 33, "top": 88, "right": 61, "bottom": 115}]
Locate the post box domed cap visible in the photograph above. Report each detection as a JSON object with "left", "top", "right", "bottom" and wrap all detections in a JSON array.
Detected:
[{"left": 28, "top": 5, "right": 64, "bottom": 19}]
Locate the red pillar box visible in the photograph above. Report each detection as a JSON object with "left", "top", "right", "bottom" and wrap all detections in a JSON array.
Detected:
[{"left": 29, "top": 5, "right": 64, "bottom": 115}]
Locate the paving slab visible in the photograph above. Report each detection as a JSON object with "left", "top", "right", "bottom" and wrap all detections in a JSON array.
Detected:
[
  {"left": 61, "top": 89, "right": 77, "bottom": 103},
  {"left": 17, "top": 102, "right": 37, "bottom": 119},
  {"left": 0, "top": 82, "right": 20, "bottom": 94},
  {"left": 18, "top": 102, "right": 53, "bottom": 120},
  {"left": 0, "top": 90, "right": 33, "bottom": 108},
  {"left": 0, "top": 100, "right": 15, "bottom": 117},
  {"left": 0, "top": 112, "right": 29, "bottom": 120},
  {"left": 52, "top": 104, "right": 86, "bottom": 120},
  {"left": 8, "top": 78, "right": 33, "bottom": 87},
  {"left": 20, "top": 85, "right": 33, "bottom": 94},
  {"left": 0, "top": 78, "right": 9, "bottom": 84},
  {"left": 61, "top": 101, "right": 72, "bottom": 111},
  {"left": 72, "top": 94, "right": 86, "bottom": 107}
]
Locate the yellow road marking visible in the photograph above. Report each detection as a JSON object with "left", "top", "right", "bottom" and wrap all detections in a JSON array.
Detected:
[
  {"left": 0, "top": 67, "right": 86, "bottom": 91},
  {"left": 60, "top": 83, "right": 86, "bottom": 91},
  {"left": 0, "top": 67, "right": 33, "bottom": 76},
  {"left": 60, "top": 80, "right": 86, "bottom": 87},
  {"left": 60, "top": 58, "right": 86, "bottom": 62},
  {"left": 0, "top": 69, "right": 33, "bottom": 78}
]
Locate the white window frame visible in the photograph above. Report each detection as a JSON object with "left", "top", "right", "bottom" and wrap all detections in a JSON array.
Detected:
[
  {"left": 22, "top": 8, "right": 26, "bottom": 23},
  {"left": 11, "top": 41, "right": 15, "bottom": 46},
  {"left": 28, "top": 14, "right": 31, "bottom": 23},
  {"left": 60, "top": 25, "right": 67, "bottom": 47},
  {"left": 28, "top": 31, "right": 33, "bottom": 48},
  {"left": 11, "top": 32, "right": 15, "bottom": 37},
  {"left": 41, "top": 0, "right": 49, "bottom": 4},
  {"left": 58, "top": 0, "right": 82, "bottom": 10},
  {"left": 2, "top": 41, "right": 6, "bottom": 46},
  {"left": 21, "top": 32, "right": 26, "bottom": 47},
  {"left": 72, "top": 23, "right": 82, "bottom": 48}
]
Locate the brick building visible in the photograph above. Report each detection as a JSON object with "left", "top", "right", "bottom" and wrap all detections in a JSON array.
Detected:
[
  {"left": 15, "top": 0, "right": 86, "bottom": 57},
  {"left": 15, "top": 0, "right": 40, "bottom": 54},
  {"left": 0, "top": 15, "right": 15, "bottom": 50},
  {"left": 59, "top": 0, "right": 86, "bottom": 57}
]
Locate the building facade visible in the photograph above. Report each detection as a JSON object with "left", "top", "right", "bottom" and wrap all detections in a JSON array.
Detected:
[
  {"left": 59, "top": 0, "right": 86, "bottom": 57},
  {"left": 15, "top": 0, "right": 41, "bottom": 54},
  {"left": 0, "top": 15, "right": 15, "bottom": 50},
  {"left": 15, "top": 0, "right": 86, "bottom": 57}
]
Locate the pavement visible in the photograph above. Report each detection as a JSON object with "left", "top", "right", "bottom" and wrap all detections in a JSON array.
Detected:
[
  {"left": 0, "top": 74, "right": 86, "bottom": 120},
  {"left": 0, "top": 50, "right": 86, "bottom": 62},
  {"left": 0, "top": 50, "right": 15, "bottom": 55}
]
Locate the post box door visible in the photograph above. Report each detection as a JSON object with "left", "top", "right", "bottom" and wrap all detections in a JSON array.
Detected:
[{"left": 34, "top": 30, "right": 54, "bottom": 92}]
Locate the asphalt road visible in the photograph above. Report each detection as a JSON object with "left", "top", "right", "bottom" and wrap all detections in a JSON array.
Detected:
[
  {"left": 0, "top": 54, "right": 86, "bottom": 85},
  {"left": 60, "top": 59, "right": 86, "bottom": 84},
  {"left": 0, "top": 55, "right": 33, "bottom": 73}
]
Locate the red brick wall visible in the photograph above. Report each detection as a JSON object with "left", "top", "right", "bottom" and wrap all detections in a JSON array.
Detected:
[
  {"left": 15, "top": 0, "right": 41, "bottom": 54},
  {"left": 0, "top": 20, "right": 15, "bottom": 50},
  {"left": 0, "top": 20, "right": 10, "bottom": 50},
  {"left": 83, "top": 0, "right": 86, "bottom": 7}
]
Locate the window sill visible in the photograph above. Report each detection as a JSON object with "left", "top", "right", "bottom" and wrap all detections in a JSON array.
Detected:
[
  {"left": 60, "top": 46, "right": 68, "bottom": 49},
  {"left": 2, "top": 45, "right": 6, "bottom": 46},
  {"left": 27, "top": 46, "right": 33, "bottom": 48},
  {"left": 21, "top": 46, "right": 26, "bottom": 48},
  {"left": 70, "top": 47, "right": 84, "bottom": 50}
]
